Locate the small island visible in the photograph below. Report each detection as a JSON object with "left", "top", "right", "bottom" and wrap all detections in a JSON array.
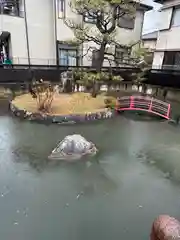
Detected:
[{"left": 10, "top": 80, "right": 116, "bottom": 124}]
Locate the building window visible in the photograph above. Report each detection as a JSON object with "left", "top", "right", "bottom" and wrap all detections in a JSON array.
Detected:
[
  {"left": 115, "top": 46, "right": 131, "bottom": 63},
  {"left": 163, "top": 51, "right": 180, "bottom": 69},
  {"left": 171, "top": 7, "right": 180, "bottom": 27},
  {"left": 83, "top": 12, "right": 97, "bottom": 23},
  {"left": 57, "top": 0, "right": 65, "bottom": 18},
  {"left": 0, "top": 0, "right": 23, "bottom": 17},
  {"left": 117, "top": 7, "right": 135, "bottom": 29},
  {"left": 0, "top": 31, "right": 11, "bottom": 64},
  {"left": 58, "top": 42, "right": 79, "bottom": 66}
]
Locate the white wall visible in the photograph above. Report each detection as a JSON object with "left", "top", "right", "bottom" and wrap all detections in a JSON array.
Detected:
[
  {"left": 25, "top": 0, "right": 56, "bottom": 65},
  {"left": 152, "top": 0, "right": 180, "bottom": 67},
  {"left": 156, "top": 27, "right": 180, "bottom": 50},
  {"left": 0, "top": 0, "right": 57, "bottom": 65},
  {"left": 116, "top": 10, "right": 144, "bottom": 44},
  {"left": 82, "top": 9, "right": 145, "bottom": 66},
  {"left": 152, "top": 51, "right": 164, "bottom": 68},
  {"left": 56, "top": 8, "right": 145, "bottom": 67},
  {"left": 143, "top": 39, "right": 157, "bottom": 50},
  {"left": 158, "top": 8, "right": 173, "bottom": 30},
  {"left": 0, "top": 15, "right": 28, "bottom": 64},
  {"left": 0, "top": 0, "right": 146, "bottom": 66},
  {"left": 156, "top": 0, "right": 180, "bottom": 51},
  {"left": 56, "top": 0, "right": 79, "bottom": 41}
]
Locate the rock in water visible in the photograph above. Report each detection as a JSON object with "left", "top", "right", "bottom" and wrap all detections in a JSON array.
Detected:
[{"left": 48, "top": 134, "right": 97, "bottom": 161}]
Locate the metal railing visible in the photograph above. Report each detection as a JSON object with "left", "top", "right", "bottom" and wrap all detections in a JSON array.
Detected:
[
  {"left": 116, "top": 95, "right": 171, "bottom": 119},
  {"left": 11, "top": 58, "right": 57, "bottom": 65},
  {"left": 0, "top": 57, "right": 141, "bottom": 70},
  {"left": 152, "top": 65, "right": 180, "bottom": 71}
]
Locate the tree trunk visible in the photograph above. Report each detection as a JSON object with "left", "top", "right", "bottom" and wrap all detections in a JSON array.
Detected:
[
  {"left": 91, "top": 41, "right": 106, "bottom": 98},
  {"left": 64, "top": 80, "right": 72, "bottom": 93},
  {"left": 142, "top": 84, "right": 147, "bottom": 94},
  {"left": 91, "top": 81, "right": 99, "bottom": 98},
  {"left": 96, "top": 42, "right": 106, "bottom": 72},
  {"left": 155, "top": 88, "right": 158, "bottom": 96},
  {"left": 163, "top": 89, "right": 168, "bottom": 100}
]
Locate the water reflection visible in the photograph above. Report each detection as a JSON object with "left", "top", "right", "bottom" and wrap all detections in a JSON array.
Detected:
[
  {"left": 81, "top": 161, "right": 117, "bottom": 196},
  {"left": 137, "top": 143, "right": 180, "bottom": 184},
  {"left": 2, "top": 106, "right": 180, "bottom": 240}
]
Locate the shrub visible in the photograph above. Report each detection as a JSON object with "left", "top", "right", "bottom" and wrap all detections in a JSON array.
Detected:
[
  {"left": 29, "top": 79, "right": 55, "bottom": 112},
  {"left": 104, "top": 97, "right": 117, "bottom": 109}
]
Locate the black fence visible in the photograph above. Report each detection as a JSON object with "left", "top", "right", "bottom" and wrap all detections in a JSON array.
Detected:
[
  {"left": 145, "top": 68, "right": 180, "bottom": 89},
  {"left": 1, "top": 63, "right": 180, "bottom": 89},
  {"left": 0, "top": 67, "right": 60, "bottom": 84},
  {"left": 0, "top": 64, "right": 140, "bottom": 85}
]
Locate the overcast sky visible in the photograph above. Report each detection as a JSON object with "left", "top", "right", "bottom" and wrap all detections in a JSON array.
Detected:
[{"left": 142, "top": 0, "right": 162, "bottom": 34}]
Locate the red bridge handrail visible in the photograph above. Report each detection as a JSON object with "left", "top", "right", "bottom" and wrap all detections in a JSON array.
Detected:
[{"left": 116, "top": 96, "right": 171, "bottom": 120}]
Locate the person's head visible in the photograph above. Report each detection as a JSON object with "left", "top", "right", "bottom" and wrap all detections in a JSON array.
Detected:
[{"left": 151, "top": 215, "right": 180, "bottom": 240}]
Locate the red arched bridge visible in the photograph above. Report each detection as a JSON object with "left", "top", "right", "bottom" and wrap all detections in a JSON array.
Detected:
[{"left": 115, "top": 96, "right": 171, "bottom": 120}]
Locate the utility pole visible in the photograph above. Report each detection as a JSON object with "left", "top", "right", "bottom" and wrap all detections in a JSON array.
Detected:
[
  {"left": 23, "top": 0, "right": 30, "bottom": 66},
  {"left": 0, "top": 0, "right": 4, "bottom": 34},
  {"left": 54, "top": 0, "right": 58, "bottom": 66},
  {"left": 0, "top": 0, "right": 4, "bottom": 65}
]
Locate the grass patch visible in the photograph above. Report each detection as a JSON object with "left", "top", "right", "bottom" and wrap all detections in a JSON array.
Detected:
[{"left": 12, "top": 92, "right": 114, "bottom": 115}]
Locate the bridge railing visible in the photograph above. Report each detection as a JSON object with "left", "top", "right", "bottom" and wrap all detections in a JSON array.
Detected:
[{"left": 116, "top": 96, "right": 171, "bottom": 119}]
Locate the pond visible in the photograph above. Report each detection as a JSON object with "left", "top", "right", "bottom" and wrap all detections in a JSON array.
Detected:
[{"left": 1, "top": 102, "right": 180, "bottom": 240}]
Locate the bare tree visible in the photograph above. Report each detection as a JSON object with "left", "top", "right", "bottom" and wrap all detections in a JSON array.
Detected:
[
  {"left": 131, "top": 47, "right": 152, "bottom": 93},
  {"left": 29, "top": 80, "right": 55, "bottom": 113},
  {"left": 66, "top": 0, "right": 140, "bottom": 71}
]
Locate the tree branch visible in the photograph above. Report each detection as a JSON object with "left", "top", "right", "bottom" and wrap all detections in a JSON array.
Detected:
[{"left": 64, "top": 19, "right": 102, "bottom": 45}]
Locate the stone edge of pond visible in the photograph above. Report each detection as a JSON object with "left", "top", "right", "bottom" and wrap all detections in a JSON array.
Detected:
[{"left": 10, "top": 102, "right": 116, "bottom": 124}]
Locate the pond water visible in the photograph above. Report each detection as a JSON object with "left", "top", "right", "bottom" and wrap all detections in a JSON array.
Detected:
[{"left": 1, "top": 103, "right": 180, "bottom": 240}]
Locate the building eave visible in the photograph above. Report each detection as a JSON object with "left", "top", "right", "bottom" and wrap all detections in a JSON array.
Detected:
[
  {"left": 143, "top": 38, "right": 157, "bottom": 40},
  {"left": 138, "top": 3, "right": 153, "bottom": 11},
  {"left": 139, "top": 3, "right": 153, "bottom": 11},
  {"left": 142, "top": 31, "right": 158, "bottom": 40},
  {"left": 129, "top": 1, "right": 153, "bottom": 11},
  {"left": 154, "top": 0, "right": 169, "bottom": 3}
]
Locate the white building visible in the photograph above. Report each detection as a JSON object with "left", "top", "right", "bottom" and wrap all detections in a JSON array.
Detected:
[
  {"left": 142, "top": 31, "right": 157, "bottom": 65},
  {"left": 153, "top": 0, "right": 180, "bottom": 69},
  {"left": 0, "top": 0, "right": 152, "bottom": 66},
  {"left": 142, "top": 31, "right": 158, "bottom": 51}
]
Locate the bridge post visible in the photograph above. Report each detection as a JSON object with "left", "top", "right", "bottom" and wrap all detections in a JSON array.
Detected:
[
  {"left": 130, "top": 96, "right": 134, "bottom": 109},
  {"left": 115, "top": 99, "right": 119, "bottom": 113},
  {"left": 166, "top": 104, "right": 171, "bottom": 119},
  {"left": 149, "top": 98, "right": 153, "bottom": 111}
]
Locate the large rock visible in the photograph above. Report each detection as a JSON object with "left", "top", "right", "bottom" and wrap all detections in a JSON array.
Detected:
[{"left": 48, "top": 134, "right": 97, "bottom": 160}]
